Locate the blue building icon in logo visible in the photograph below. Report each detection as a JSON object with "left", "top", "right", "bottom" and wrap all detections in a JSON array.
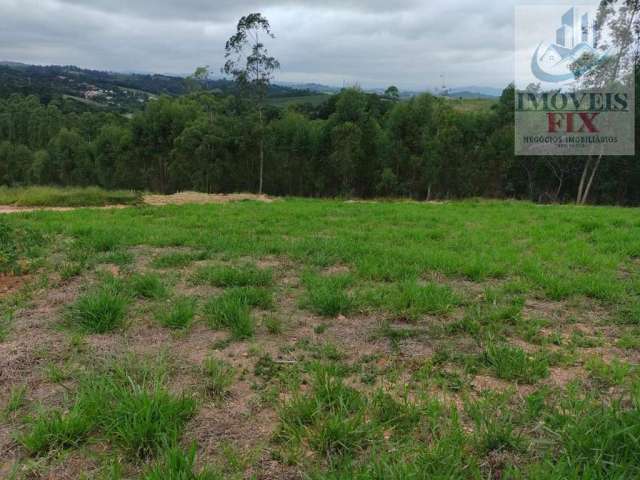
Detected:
[
  {"left": 556, "top": 7, "right": 594, "bottom": 49},
  {"left": 531, "top": 6, "right": 604, "bottom": 84}
]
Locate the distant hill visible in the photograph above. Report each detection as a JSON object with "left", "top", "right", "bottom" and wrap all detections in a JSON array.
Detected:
[
  {"left": 445, "top": 86, "right": 502, "bottom": 98},
  {"left": 443, "top": 90, "right": 498, "bottom": 100},
  {"left": 0, "top": 62, "right": 316, "bottom": 111}
]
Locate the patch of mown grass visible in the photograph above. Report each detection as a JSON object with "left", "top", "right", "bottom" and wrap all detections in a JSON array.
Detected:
[
  {"left": 0, "top": 186, "right": 140, "bottom": 207},
  {"left": 20, "top": 357, "right": 196, "bottom": 460},
  {"left": 482, "top": 342, "right": 549, "bottom": 383},
  {"left": 156, "top": 297, "right": 197, "bottom": 330},
  {"left": 204, "top": 287, "right": 272, "bottom": 339},
  {"left": 192, "top": 265, "right": 273, "bottom": 287},
  {"left": 302, "top": 273, "right": 355, "bottom": 317},
  {"left": 69, "top": 277, "right": 129, "bottom": 333}
]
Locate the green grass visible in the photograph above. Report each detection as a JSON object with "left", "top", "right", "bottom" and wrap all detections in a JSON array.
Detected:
[
  {"left": 0, "top": 186, "right": 140, "bottom": 207},
  {"left": 302, "top": 273, "right": 355, "bottom": 317},
  {"left": 6, "top": 198, "right": 640, "bottom": 478},
  {"left": 192, "top": 265, "right": 273, "bottom": 287},
  {"left": 156, "top": 297, "right": 197, "bottom": 330},
  {"left": 20, "top": 358, "right": 196, "bottom": 459},
  {"left": 482, "top": 343, "right": 549, "bottom": 383},
  {"left": 204, "top": 287, "right": 273, "bottom": 339},
  {"left": 128, "top": 273, "right": 168, "bottom": 299},
  {"left": 152, "top": 251, "right": 207, "bottom": 269},
  {"left": 20, "top": 408, "right": 93, "bottom": 455},
  {"left": 369, "top": 279, "right": 461, "bottom": 320},
  {"left": 69, "top": 278, "right": 129, "bottom": 333},
  {"left": 2, "top": 384, "right": 27, "bottom": 418},
  {"left": 144, "top": 446, "right": 222, "bottom": 480},
  {"left": 0, "top": 217, "right": 42, "bottom": 274},
  {"left": 202, "top": 357, "right": 235, "bottom": 399}
]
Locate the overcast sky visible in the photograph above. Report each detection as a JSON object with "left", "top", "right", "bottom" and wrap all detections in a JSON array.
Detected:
[{"left": 0, "top": 0, "right": 583, "bottom": 90}]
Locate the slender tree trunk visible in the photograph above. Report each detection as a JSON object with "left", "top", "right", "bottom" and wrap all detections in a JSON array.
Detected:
[
  {"left": 576, "top": 156, "right": 593, "bottom": 204},
  {"left": 580, "top": 154, "right": 602, "bottom": 205},
  {"left": 554, "top": 172, "right": 564, "bottom": 202},
  {"left": 258, "top": 107, "right": 264, "bottom": 195}
]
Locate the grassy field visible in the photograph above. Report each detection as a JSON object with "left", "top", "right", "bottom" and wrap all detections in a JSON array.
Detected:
[
  {"left": 0, "top": 186, "right": 140, "bottom": 207},
  {"left": 1, "top": 198, "right": 640, "bottom": 478}
]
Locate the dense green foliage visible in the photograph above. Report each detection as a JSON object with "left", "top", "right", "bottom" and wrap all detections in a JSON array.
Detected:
[{"left": 1, "top": 80, "right": 638, "bottom": 204}]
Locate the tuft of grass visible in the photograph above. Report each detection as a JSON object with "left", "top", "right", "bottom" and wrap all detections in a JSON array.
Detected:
[
  {"left": 263, "top": 315, "right": 283, "bottom": 334},
  {"left": 191, "top": 265, "right": 273, "bottom": 287},
  {"left": 482, "top": 343, "right": 549, "bottom": 383},
  {"left": 585, "top": 357, "right": 634, "bottom": 387},
  {"left": 128, "top": 273, "right": 168, "bottom": 299},
  {"left": 383, "top": 280, "right": 461, "bottom": 320},
  {"left": 151, "top": 251, "right": 207, "bottom": 269},
  {"left": 22, "top": 358, "right": 196, "bottom": 459},
  {"left": 143, "top": 445, "right": 222, "bottom": 480},
  {"left": 93, "top": 380, "right": 196, "bottom": 459},
  {"left": 302, "top": 274, "right": 354, "bottom": 317},
  {"left": 20, "top": 408, "right": 93, "bottom": 455},
  {"left": 69, "top": 280, "right": 129, "bottom": 333},
  {"left": 539, "top": 386, "right": 640, "bottom": 477},
  {"left": 278, "top": 368, "right": 374, "bottom": 459},
  {"left": 204, "top": 287, "right": 272, "bottom": 339},
  {"left": 466, "top": 392, "right": 523, "bottom": 455},
  {"left": 156, "top": 297, "right": 197, "bottom": 330},
  {"left": 202, "top": 357, "right": 235, "bottom": 399},
  {"left": 3, "top": 384, "right": 27, "bottom": 418}
]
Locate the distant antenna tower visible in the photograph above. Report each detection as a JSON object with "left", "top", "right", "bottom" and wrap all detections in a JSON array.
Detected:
[{"left": 440, "top": 74, "right": 448, "bottom": 95}]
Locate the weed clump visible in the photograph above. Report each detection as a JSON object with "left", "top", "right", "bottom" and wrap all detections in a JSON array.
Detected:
[{"left": 70, "top": 277, "right": 129, "bottom": 333}]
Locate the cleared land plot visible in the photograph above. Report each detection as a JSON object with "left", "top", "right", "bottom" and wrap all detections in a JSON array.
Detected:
[{"left": 1, "top": 199, "right": 640, "bottom": 479}]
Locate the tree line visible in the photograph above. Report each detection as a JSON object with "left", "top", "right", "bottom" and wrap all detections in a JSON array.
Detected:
[{"left": 1, "top": 84, "right": 639, "bottom": 204}]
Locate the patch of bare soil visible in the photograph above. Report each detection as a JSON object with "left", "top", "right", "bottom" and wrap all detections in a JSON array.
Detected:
[
  {"left": 143, "top": 192, "right": 274, "bottom": 206},
  {"left": 0, "top": 274, "right": 28, "bottom": 297},
  {"left": 547, "top": 366, "right": 585, "bottom": 387}
]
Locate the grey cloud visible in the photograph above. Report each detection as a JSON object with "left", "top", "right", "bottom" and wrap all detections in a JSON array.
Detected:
[{"left": 0, "top": 0, "right": 518, "bottom": 89}]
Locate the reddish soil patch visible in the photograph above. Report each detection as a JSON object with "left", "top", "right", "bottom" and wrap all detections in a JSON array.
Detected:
[{"left": 0, "top": 274, "right": 28, "bottom": 297}]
